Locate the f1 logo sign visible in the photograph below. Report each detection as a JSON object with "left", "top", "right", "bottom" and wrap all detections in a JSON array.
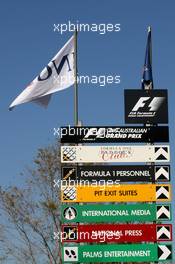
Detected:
[
  {"left": 125, "top": 89, "right": 168, "bottom": 124},
  {"left": 84, "top": 128, "right": 105, "bottom": 139},
  {"left": 132, "top": 97, "right": 165, "bottom": 111}
]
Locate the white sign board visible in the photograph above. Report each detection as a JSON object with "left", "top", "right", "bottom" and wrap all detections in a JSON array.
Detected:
[{"left": 61, "top": 145, "right": 170, "bottom": 163}]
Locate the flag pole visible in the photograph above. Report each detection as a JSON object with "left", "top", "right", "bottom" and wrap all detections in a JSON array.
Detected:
[
  {"left": 143, "top": 26, "right": 157, "bottom": 264},
  {"left": 74, "top": 29, "right": 78, "bottom": 126}
]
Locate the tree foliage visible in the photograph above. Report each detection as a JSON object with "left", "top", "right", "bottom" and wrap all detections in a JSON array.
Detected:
[{"left": 0, "top": 142, "right": 61, "bottom": 264}]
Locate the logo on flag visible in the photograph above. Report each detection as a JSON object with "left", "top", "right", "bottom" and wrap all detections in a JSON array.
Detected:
[{"left": 9, "top": 35, "right": 75, "bottom": 110}]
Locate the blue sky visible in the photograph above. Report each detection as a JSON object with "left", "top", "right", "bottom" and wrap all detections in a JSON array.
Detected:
[{"left": 0, "top": 0, "right": 175, "bottom": 250}]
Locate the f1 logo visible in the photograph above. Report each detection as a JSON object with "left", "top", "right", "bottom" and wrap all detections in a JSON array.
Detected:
[
  {"left": 125, "top": 89, "right": 168, "bottom": 124},
  {"left": 84, "top": 128, "right": 105, "bottom": 139},
  {"left": 132, "top": 97, "right": 165, "bottom": 112}
]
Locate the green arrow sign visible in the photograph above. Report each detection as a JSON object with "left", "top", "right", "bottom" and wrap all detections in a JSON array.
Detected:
[
  {"left": 61, "top": 203, "right": 171, "bottom": 223},
  {"left": 62, "top": 244, "right": 172, "bottom": 263}
]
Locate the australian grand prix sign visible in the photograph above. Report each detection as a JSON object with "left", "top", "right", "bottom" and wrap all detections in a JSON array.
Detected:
[
  {"left": 124, "top": 89, "right": 168, "bottom": 123},
  {"left": 60, "top": 126, "right": 169, "bottom": 143}
]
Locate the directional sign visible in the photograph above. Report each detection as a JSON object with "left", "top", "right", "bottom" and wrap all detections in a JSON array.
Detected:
[
  {"left": 156, "top": 205, "right": 171, "bottom": 220},
  {"left": 61, "top": 184, "right": 171, "bottom": 203},
  {"left": 60, "top": 126, "right": 169, "bottom": 143},
  {"left": 61, "top": 204, "right": 172, "bottom": 223},
  {"left": 156, "top": 225, "right": 172, "bottom": 241},
  {"left": 155, "top": 165, "right": 170, "bottom": 181},
  {"left": 61, "top": 165, "right": 170, "bottom": 182},
  {"left": 124, "top": 89, "right": 168, "bottom": 124},
  {"left": 158, "top": 244, "right": 173, "bottom": 261},
  {"left": 61, "top": 145, "right": 170, "bottom": 163},
  {"left": 62, "top": 244, "right": 172, "bottom": 263},
  {"left": 61, "top": 224, "right": 172, "bottom": 243}
]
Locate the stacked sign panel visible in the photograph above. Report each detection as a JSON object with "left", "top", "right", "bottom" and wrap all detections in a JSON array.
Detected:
[{"left": 60, "top": 89, "right": 172, "bottom": 263}]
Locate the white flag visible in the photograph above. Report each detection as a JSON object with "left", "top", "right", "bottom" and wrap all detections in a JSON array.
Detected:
[{"left": 9, "top": 35, "right": 75, "bottom": 110}]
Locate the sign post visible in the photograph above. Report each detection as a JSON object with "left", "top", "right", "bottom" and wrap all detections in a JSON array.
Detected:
[{"left": 59, "top": 29, "right": 173, "bottom": 263}]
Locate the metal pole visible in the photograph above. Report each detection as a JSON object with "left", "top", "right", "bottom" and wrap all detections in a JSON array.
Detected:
[
  {"left": 59, "top": 30, "right": 79, "bottom": 264},
  {"left": 143, "top": 26, "right": 158, "bottom": 264},
  {"left": 74, "top": 29, "right": 78, "bottom": 126}
]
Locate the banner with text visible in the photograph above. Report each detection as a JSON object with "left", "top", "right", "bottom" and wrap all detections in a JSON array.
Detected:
[
  {"left": 60, "top": 126, "right": 169, "bottom": 143},
  {"left": 62, "top": 244, "right": 172, "bottom": 263},
  {"left": 61, "top": 184, "right": 171, "bottom": 203},
  {"left": 61, "top": 224, "right": 172, "bottom": 243},
  {"left": 61, "top": 165, "right": 170, "bottom": 182},
  {"left": 61, "top": 203, "right": 171, "bottom": 223},
  {"left": 61, "top": 145, "right": 170, "bottom": 163}
]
